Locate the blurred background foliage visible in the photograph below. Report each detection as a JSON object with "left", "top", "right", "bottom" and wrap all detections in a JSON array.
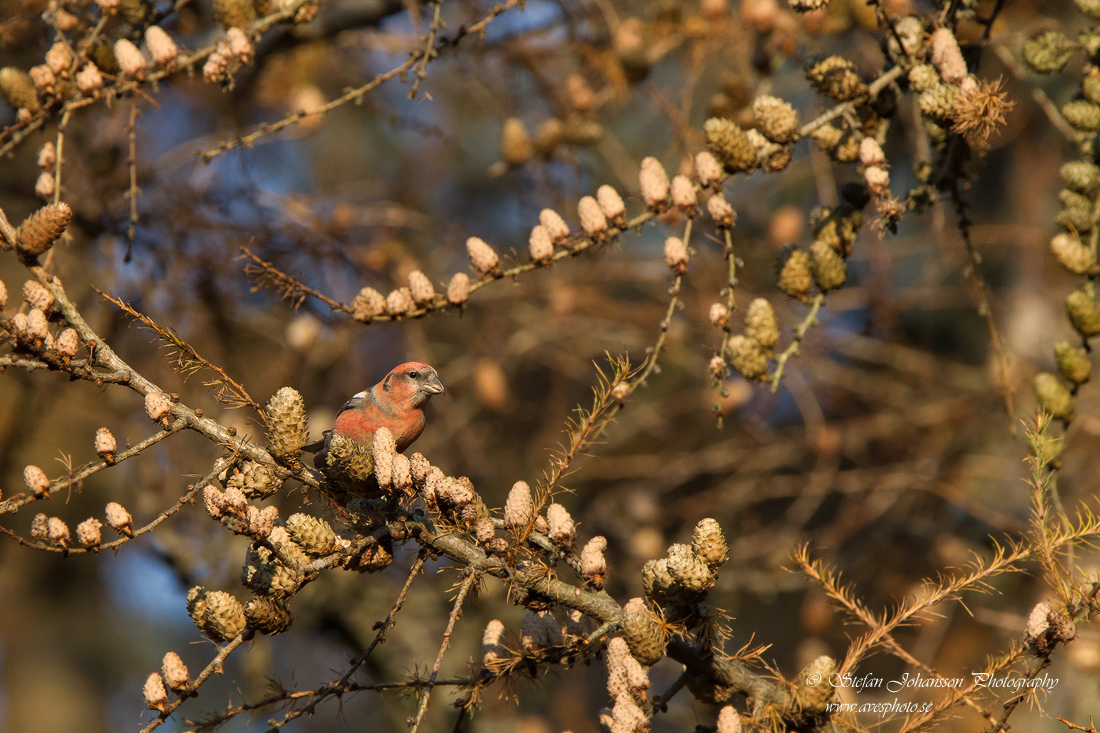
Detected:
[{"left": 2, "top": 0, "right": 1100, "bottom": 730}]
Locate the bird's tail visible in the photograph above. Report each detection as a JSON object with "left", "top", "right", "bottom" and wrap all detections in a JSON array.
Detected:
[{"left": 301, "top": 431, "right": 329, "bottom": 454}]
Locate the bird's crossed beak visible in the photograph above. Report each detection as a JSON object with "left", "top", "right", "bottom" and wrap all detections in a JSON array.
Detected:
[{"left": 424, "top": 375, "right": 445, "bottom": 396}]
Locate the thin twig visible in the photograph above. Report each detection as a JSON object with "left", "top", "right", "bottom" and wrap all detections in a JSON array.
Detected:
[
  {"left": 410, "top": 569, "right": 480, "bottom": 733},
  {"left": 1026, "top": 415, "right": 1073, "bottom": 604},
  {"left": 650, "top": 671, "right": 689, "bottom": 714},
  {"left": 758, "top": 65, "right": 907, "bottom": 160},
  {"left": 0, "top": 418, "right": 188, "bottom": 516},
  {"left": 0, "top": 1, "right": 314, "bottom": 159},
  {"left": 202, "top": 678, "right": 479, "bottom": 730},
  {"left": 712, "top": 226, "right": 738, "bottom": 426},
  {"left": 796, "top": 544, "right": 998, "bottom": 724},
  {"left": 0, "top": 453, "right": 233, "bottom": 554},
  {"left": 950, "top": 185, "right": 1015, "bottom": 426},
  {"left": 139, "top": 632, "right": 249, "bottom": 733},
  {"left": 537, "top": 217, "right": 694, "bottom": 502},
  {"left": 52, "top": 110, "right": 67, "bottom": 206},
  {"left": 408, "top": 1, "right": 443, "bottom": 100},
  {"left": 200, "top": 0, "right": 524, "bottom": 161},
  {"left": 897, "top": 645, "right": 1026, "bottom": 732},
  {"left": 983, "top": 656, "right": 1055, "bottom": 733},
  {"left": 797, "top": 541, "right": 1033, "bottom": 676},
  {"left": 126, "top": 101, "right": 140, "bottom": 262},
  {"left": 0, "top": 114, "right": 46, "bottom": 158},
  {"left": 267, "top": 550, "right": 428, "bottom": 731},
  {"left": 632, "top": 217, "right": 694, "bottom": 391},
  {"left": 11, "top": 257, "right": 318, "bottom": 489},
  {"left": 541, "top": 357, "right": 630, "bottom": 498},
  {"left": 39, "top": 107, "right": 73, "bottom": 273},
  {"left": 238, "top": 64, "right": 910, "bottom": 330},
  {"left": 240, "top": 246, "right": 353, "bottom": 314},
  {"left": 75, "top": 15, "right": 111, "bottom": 66},
  {"left": 1059, "top": 716, "right": 1100, "bottom": 733},
  {"left": 243, "top": 209, "right": 657, "bottom": 322},
  {"left": 990, "top": 43, "right": 1076, "bottom": 142},
  {"left": 768, "top": 293, "right": 825, "bottom": 393},
  {"left": 96, "top": 289, "right": 261, "bottom": 412}
]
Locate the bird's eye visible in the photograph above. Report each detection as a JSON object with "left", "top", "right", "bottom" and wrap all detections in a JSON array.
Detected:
[{"left": 407, "top": 371, "right": 420, "bottom": 379}]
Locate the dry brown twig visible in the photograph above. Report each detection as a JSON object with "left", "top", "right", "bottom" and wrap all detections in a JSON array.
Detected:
[
  {"left": 409, "top": 569, "right": 481, "bottom": 732},
  {"left": 262, "top": 550, "right": 429, "bottom": 731},
  {"left": 96, "top": 289, "right": 261, "bottom": 412},
  {"left": 199, "top": 0, "right": 526, "bottom": 161}
]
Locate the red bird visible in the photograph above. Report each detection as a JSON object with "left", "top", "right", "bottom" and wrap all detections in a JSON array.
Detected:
[{"left": 313, "top": 362, "right": 444, "bottom": 467}]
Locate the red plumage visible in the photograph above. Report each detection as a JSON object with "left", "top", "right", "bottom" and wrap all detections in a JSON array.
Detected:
[{"left": 314, "top": 362, "right": 444, "bottom": 466}]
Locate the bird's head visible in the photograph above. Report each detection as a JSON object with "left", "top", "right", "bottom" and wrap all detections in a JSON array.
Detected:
[{"left": 383, "top": 362, "right": 445, "bottom": 407}]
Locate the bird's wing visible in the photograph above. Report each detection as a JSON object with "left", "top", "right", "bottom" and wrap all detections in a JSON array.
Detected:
[
  {"left": 308, "top": 391, "right": 370, "bottom": 461},
  {"left": 334, "top": 391, "right": 370, "bottom": 418}
]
